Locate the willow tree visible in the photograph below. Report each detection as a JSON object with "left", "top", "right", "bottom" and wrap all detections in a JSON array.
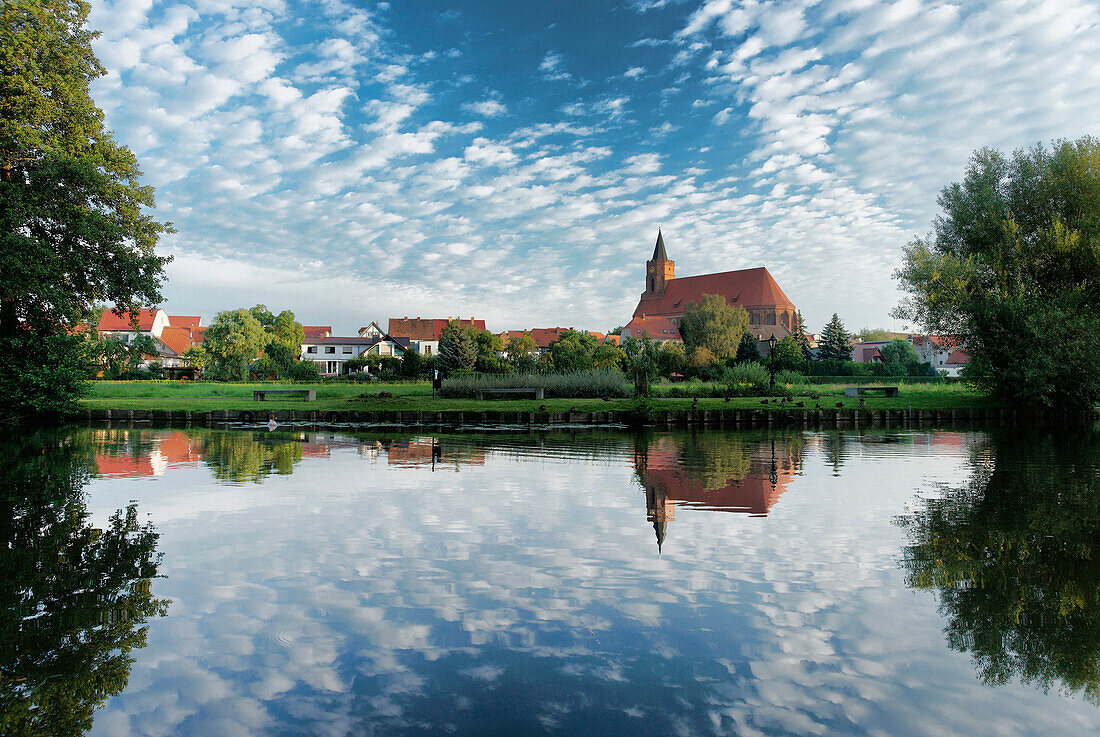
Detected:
[{"left": 1, "top": 0, "right": 170, "bottom": 420}]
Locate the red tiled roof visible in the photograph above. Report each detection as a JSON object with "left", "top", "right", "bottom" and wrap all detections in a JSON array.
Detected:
[
  {"left": 98, "top": 308, "right": 160, "bottom": 331},
  {"left": 946, "top": 349, "right": 970, "bottom": 365},
  {"left": 634, "top": 267, "right": 794, "bottom": 317},
  {"left": 389, "top": 318, "right": 487, "bottom": 341},
  {"left": 302, "top": 325, "right": 332, "bottom": 338},
  {"left": 526, "top": 327, "right": 571, "bottom": 348},
  {"left": 624, "top": 315, "right": 681, "bottom": 342},
  {"left": 604, "top": 334, "right": 622, "bottom": 346},
  {"left": 189, "top": 326, "right": 206, "bottom": 345},
  {"left": 169, "top": 315, "right": 201, "bottom": 327},
  {"left": 157, "top": 326, "right": 193, "bottom": 356}
]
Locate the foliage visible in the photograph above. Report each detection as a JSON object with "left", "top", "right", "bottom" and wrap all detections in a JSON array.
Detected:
[
  {"left": 202, "top": 309, "right": 266, "bottom": 381},
  {"left": 592, "top": 343, "right": 624, "bottom": 370},
  {"left": 770, "top": 335, "right": 806, "bottom": 372},
  {"left": 0, "top": 428, "right": 167, "bottom": 734},
  {"left": 92, "top": 333, "right": 158, "bottom": 379},
  {"left": 793, "top": 310, "right": 812, "bottom": 361},
  {"left": 401, "top": 347, "right": 424, "bottom": 377},
  {"left": 878, "top": 339, "right": 925, "bottom": 376},
  {"left": 817, "top": 313, "right": 851, "bottom": 361},
  {"left": 343, "top": 356, "right": 369, "bottom": 374},
  {"left": 726, "top": 361, "right": 770, "bottom": 394},
  {"left": 0, "top": 331, "right": 92, "bottom": 421},
  {"left": 856, "top": 327, "right": 895, "bottom": 342},
  {"left": 774, "top": 369, "right": 807, "bottom": 386},
  {"left": 503, "top": 332, "right": 538, "bottom": 365},
  {"left": 437, "top": 320, "right": 478, "bottom": 376},
  {"left": 288, "top": 360, "right": 319, "bottom": 381},
  {"left": 548, "top": 329, "right": 598, "bottom": 372},
  {"left": 439, "top": 370, "right": 631, "bottom": 399},
  {"left": 659, "top": 342, "right": 687, "bottom": 377},
  {"left": 735, "top": 331, "right": 761, "bottom": 363},
  {"left": 894, "top": 137, "right": 1100, "bottom": 412},
  {"left": 898, "top": 429, "right": 1100, "bottom": 704},
  {"left": 622, "top": 333, "right": 661, "bottom": 396},
  {"left": 0, "top": 0, "right": 170, "bottom": 419},
  {"left": 201, "top": 431, "right": 303, "bottom": 483},
  {"left": 677, "top": 294, "right": 749, "bottom": 360}
]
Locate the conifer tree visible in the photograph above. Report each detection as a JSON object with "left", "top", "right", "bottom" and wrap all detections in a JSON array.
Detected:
[
  {"left": 793, "top": 310, "right": 813, "bottom": 361},
  {"left": 818, "top": 313, "right": 852, "bottom": 362}
]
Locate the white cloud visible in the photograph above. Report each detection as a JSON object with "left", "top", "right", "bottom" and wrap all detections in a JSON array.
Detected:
[{"left": 461, "top": 99, "right": 507, "bottom": 117}]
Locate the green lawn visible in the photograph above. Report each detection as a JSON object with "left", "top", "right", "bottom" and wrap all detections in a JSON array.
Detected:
[{"left": 82, "top": 380, "right": 1003, "bottom": 413}]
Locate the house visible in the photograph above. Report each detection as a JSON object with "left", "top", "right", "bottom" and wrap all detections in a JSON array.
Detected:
[
  {"left": 96, "top": 308, "right": 204, "bottom": 377},
  {"left": 388, "top": 316, "right": 486, "bottom": 356},
  {"left": 631, "top": 229, "right": 798, "bottom": 344},
  {"left": 358, "top": 322, "right": 386, "bottom": 341},
  {"left": 852, "top": 341, "right": 892, "bottom": 363},
  {"left": 300, "top": 335, "right": 406, "bottom": 376},
  {"left": 909, "top": 335, "right": 967, "bottom": 372}
]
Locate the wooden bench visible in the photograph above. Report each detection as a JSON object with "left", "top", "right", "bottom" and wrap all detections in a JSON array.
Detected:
[
  {"left": 474, "top": 387, "right": 545, "bottom": 400},
  {"left": 253, "top": 389, "right": 316, "bottom": 402},
  {"left": 844, "top": 386, "right": 899, "bottom": 398}
]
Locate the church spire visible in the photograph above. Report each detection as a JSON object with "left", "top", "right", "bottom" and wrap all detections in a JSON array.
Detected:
[{"left": 652, "top": 228, "right": 668, "bottom": 261}]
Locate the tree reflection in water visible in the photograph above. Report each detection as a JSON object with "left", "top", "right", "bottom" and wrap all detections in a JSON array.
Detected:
[
  {"left": 201, "top": 431, "right": 304, "bottom": 483},
  {"left": 898, "top": 429, "right": 1100, "bottom": 704},
  {"left": 0, "top": 429, "right": 167, "bottom": 736}
]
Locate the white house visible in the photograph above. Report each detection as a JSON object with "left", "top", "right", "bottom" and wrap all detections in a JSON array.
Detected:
[{"left": 301, "top": 335, "right": 407, "bottom": 376}]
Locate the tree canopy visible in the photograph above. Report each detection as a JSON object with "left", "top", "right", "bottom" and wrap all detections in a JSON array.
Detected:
[
  {"left": 894, "top": 137, "right": 1100, "bottom": 412},
  {"left": 677, "top": 295, "right": 748, "bottom": 360},
  {"left": 1, "top": 0, "right": 170, "bottom": 419},
  {"left": 202, "top": 309, "right": 266, "bottom": 381},
  {"left": 437, "top": 321, "right": 478, "bottom": 375}
]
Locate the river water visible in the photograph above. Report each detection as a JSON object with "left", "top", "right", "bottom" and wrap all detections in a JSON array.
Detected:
[{"left": 2, "top": 425, "right": 1099, "bottom": 736}]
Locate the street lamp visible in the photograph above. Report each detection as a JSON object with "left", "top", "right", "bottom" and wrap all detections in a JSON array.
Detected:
[{"left": 768, "top": 334, "right": 777, "bottom": 389}]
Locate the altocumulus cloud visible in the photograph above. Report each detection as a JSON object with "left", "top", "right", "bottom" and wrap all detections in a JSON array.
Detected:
[{"left": 86, "top": 0, "right": 1100, "bottom": 333}]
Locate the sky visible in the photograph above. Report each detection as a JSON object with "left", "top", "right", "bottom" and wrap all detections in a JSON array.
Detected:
[{"left": 87, "top": 0, "right": 1100, "bottom": 336}]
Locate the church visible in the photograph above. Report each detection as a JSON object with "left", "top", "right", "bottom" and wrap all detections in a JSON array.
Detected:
[{"left": 621, "top": 230, "right": 798, "bottom": 345}]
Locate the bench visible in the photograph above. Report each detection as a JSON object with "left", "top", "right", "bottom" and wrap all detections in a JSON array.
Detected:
[
  {"left": 474, "top": 388, "right": 545, "bottom": 400},
  {"left": 844, "top": 386, "right": 899, "bottom": 398},
  {"left": 253, "top": 389, "right": 316, "bottom": 402}
]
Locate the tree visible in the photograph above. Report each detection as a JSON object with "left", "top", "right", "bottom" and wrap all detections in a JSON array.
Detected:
[
  {"left": 894, "top": 138, "right": 1100, "bottom": 412},
  {"left": 401, "top": 348, "right": 423, "bottom": 377},
  {"left": 678, "top": 295, "right": 748, "bottom": 360},
  {"left": 202, "top": 309, "right": 266, "bottom": 381},
  {"left": 591, "top": 343, "right": 624, "bottom": 370},
  {"left": 856, "top": 327, "right": 894, "bottom": 342},
  {"left": 437, "top": 321, "right": 477, "bottom": 375},
  {"left": 504, "top": 332, "right": 539, "bottom": 371},
  {"left": 659, "top": 342, "right": 687, "bottom": 377},
  {"left": 548, "top": 329, "right": 598, "bottom": 372},
  {"left": 689, "top": 346, "right": 717, "bottom": 373},
  {"left": 270, "top": 310, "right": 303, "bottom": 350},
  {"left": 92, "top": 333, "right": 157, "bottom": 379},
  {"left": 735, "top": 331, "right": 761, "bottom": 363},
  {"left": 472, "top": 328, "right": 505, "bottom": 373},
  {"left": 817, "top": 313, "right": 851, "bottom": 362},
  {"left": 880, "top": 339, "right": 922, "bottom": 376},
  {"left": 770, "top": 335, "right": 806, "bottom": 372},
  {"left": 898, "top": 429, "right": 1100, "bottom": 704},
  {"left": 793, "top": 311, "right": 813, "bottom": 361},
  {"left": 623, "top": 334, "right": 660, "bottom": 396},
  {"left": 0, "top": 428, "right": 167, "bottom": 734},
  {"left": 1, "top": 0, "right": 170, "bottom": 420}
]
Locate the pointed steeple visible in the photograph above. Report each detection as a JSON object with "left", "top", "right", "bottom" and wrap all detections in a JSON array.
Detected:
[{"left": 652, "top": 228, "right": 668, "bottom": 261}]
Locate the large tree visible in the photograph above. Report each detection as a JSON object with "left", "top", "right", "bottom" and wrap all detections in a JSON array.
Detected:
[
  {"left": 677, "top": 294, "right": 749, "bottom": 360},
  {"left": 548, "top": 329, "right": 598, "bottom": 372},
  {"left": 202, "top": 309, "right": 266, "bottom": 381},
  {"left": 894, "top": 138, "right": 1100, "bottom": 412},
  {"left": 817, "top": 313, "right": 852, "bottom": 362},
  {"left": 437, "top": 320, "right": 478, "bottom": 376},
  {"left": 1, "top": 0, "right": 170, "bottom": 420}
]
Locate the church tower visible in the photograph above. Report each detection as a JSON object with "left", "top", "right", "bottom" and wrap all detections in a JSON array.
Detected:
[{"left": 643, "top": 229, "right": 675, "bottom": 299}]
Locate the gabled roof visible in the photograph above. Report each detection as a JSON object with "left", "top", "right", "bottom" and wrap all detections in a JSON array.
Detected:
[
  {"left": 624, "top": 315, "right": 681, "bottom": 342},
  {"left": 651, "top": 229, "right": 668, "bottom": 261},
  {"left": 634, "top": 266, "right": 794, "bottom": 317},
  {"left": 946, "top": 349, "right": 970, "bottom": 365},
  {"left": 302, "top": 325, "right": 332, "bottom": 338},
  {"left": 168, "top": 315, "right": 202, "bottom": 328},
  {"left": 157, "top": 326, "right": 193, "bottom": 356},
  {"left": 525, "top": 327, "right": 571, "bottom": 348},
  {"left": 98, "top": 308, "right": 160, "bottom": 331},
  {"left": 389, "top": 317, "right": 486, "bottom": 341}
]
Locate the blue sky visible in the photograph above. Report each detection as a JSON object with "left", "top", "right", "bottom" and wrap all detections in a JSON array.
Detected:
[{"left": 88, "top": 0, "right": 1100, "bottom": 335}]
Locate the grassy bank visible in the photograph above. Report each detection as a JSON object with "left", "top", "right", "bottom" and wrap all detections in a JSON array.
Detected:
[{"left": 83, "top": 380, "right": 1003, "bottom": 414}]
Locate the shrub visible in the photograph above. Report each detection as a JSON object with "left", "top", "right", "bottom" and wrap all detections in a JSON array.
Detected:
[
  {"left": 440, "top": 370, "right": 631, "bottom": 399},
  {"left": 289, "top": 361, "right": 319, "bottom": 381}
]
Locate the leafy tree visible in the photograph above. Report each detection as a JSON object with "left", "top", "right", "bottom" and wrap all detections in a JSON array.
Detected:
[
  {"left": 289, "top": 359, "right": 319, "bottom": 381},
  {"left": 202, "top": 309, "right": 266, "bottom": 381},
  {"left": 623, "top": 333, "right": 660, "bottom": 396},
  {"left": 1, "top": 0, "right": 170, "bottom": 420},
  {"left": 504, "top": 332, "right": 538, "bottom": 365},
  {"left": 735, "top": 331, "right": 761, "bottom": 363},
  {"left": 270, "top": 310, "right": 303, "bottom": 349},
  {"left": 401, "top": 347, "right": 423, "bottom": 377},
  {"left": 793, "top": 310, "right": 813, "bottom": 361},
  {"left": 0, "top": 428, "right": 167, "bottom": 734},
  {"left": 899, "top": 429, "right": 1100, "bottom": 703},
  {"left": 895, "top": 138, "right": 1100, "bottom": 412},
  {"left": 659, "top": 342, "right": 687, "bottom": 377},
  {"left": 856, "top": 327, "right": 894, "bottom": 342},
  {"left": 678, "top": 295, "right": 748, "bottom": 360},
  {"left": 770, "top": 335, "right": 806, "bottom": 372},
  {"left": 548, "top": 329, "right": 598, "bottom": 372},
  {"left": 342, "top": 356, "right": 369, "bottom": 374},
  {"left": 880, "top": 339, "right": 921, "bottom": 375},
  {"left": 92, "top": 333, "right": 157, "bottom": 379},
  {"left": 183, "top": 344, "right": 208, "bottom": 375},
  {"left": 261, "top": 339, "right": 297, "bottom": 378},
  {"left": 817, "top": 313, "right": 852, "bottom": 362},
  {"left": 607, "top": 325, "right": 624, "bottom": 335},
  {"left": 437, "top": 321, "right": 477, "bottom": 375},
  {"left": 471, "top": 328, "right": 505, "bottom": 373},
  {"left": 535, "top": 351, "right": 555, "bottom": 374}
]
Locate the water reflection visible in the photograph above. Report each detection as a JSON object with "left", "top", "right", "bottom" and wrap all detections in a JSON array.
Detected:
[
  {"left": 0, "top": 429, "right": 166, "bottom": 736},
  {"left": 899, "top": 428, "right": 1100, "bottom": 704}
]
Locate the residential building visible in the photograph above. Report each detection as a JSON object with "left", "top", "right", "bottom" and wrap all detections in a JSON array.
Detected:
[
  {"left": 621, "top": 315, "right": 682, "bottom": 344},
  {"left": 300, "top": 335, "right": 406, "bottom": 376},
  {"left": 388, "top": 316, "right": 486, "bottom": 356},
  {"left": 96, "top": 308, "right": 203, "bottom": 377}
]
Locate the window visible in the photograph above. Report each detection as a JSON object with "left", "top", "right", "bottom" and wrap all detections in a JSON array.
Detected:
[
  {"left": 325, "top": 346, "right": 335, "bottom": 354},
  {"left": 766, "top": 313, "right": 776, "bottom": 325},
  {"left": 326, "top": 361, "right": 339, "bottom": 374},
  {"left": 342, "top": 346, "right": 352, "bottom": 354},
  {"left": 424, "top": 345, "right": 432, "bottom": 355},
  {"left": 306, "top": 346, "right": 317, "bottom": 354}
]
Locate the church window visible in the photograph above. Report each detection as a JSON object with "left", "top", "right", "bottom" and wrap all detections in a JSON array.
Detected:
[{"left": 766, "top": 313, "right": 776, "bottom": 325}]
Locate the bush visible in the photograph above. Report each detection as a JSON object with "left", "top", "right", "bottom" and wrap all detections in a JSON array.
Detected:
[
  {"left": 289, "top": 361, "right": 319, "bottom": 381},
  {"left": 775, "top": 370, "right": 806, "bottom": 386},
  {"left": 440, "top": 370, "right": 631, "bottom": 399}
]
